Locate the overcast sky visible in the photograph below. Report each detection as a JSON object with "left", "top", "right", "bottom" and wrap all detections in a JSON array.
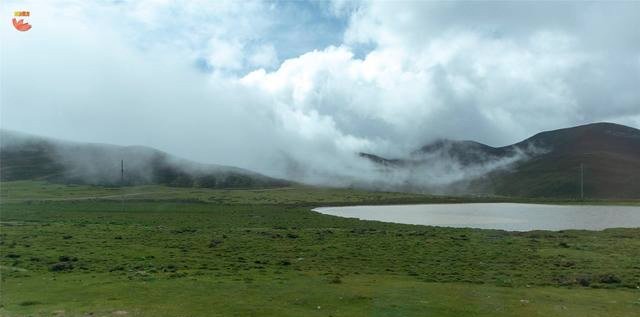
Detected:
[{"left": 2, "top": 0, "right": 640, "bottom": 181}]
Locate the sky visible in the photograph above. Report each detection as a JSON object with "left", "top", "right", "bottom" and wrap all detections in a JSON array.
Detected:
[{"left": 2, "top": 0, "right": 640, "bottom": 184}]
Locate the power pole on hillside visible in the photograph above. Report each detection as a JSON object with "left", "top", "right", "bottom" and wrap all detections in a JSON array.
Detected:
[
  {"left": 580, "top": 163, "right": 584, "bottom": 200},
  {"left": 121, "top": 160, "right": 125, "bottom": 212}
]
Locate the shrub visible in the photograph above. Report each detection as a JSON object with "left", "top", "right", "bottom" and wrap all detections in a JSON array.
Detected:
[
  {"left": 576, "top": 276, "right": 591, "bottom": 287},
  {"left": 163, "top": 264, "right": 177, "bottom": 272},
  {"left": 58, "top": 255, "right": 78, "bottom": 262},
  {"left": 209, "top": 239, "right": 223, "bottom": 248},
  {"left": 599, "top": 274, "right": 621, "bottom": 284},
  {"left": 49, "top": 262, "right": 74, "bottom": 272},
  {"left": 110, "top": 265, "right": 125, "bottom": 272}
]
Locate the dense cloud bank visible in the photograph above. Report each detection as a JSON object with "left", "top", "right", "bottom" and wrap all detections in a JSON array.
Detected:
[{"left": 2, "top": 1, "right": 639, "bottom": 189}]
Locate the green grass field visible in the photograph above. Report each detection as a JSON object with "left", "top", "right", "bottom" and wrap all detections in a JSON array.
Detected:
[{"left": 1, "top": 181, "right": 639, "bottom": 316}]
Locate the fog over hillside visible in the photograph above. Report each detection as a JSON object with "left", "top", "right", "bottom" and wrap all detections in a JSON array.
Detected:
[
  {"left": 2, "top": 1, "right": 639, "bottom": 188},
  {"left": 1, "top": 128, "right": 538, "bottom": 193},
  {"left": 0, "top": 130, "right": 289, "bottom": 189},
  {"left": 359, "top": 122, "right": 640, "bottom": 198}
]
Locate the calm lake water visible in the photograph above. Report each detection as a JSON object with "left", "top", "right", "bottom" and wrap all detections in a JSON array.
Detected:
[{"left": 313, "top": 203, "right": 640, "bottom": 231}]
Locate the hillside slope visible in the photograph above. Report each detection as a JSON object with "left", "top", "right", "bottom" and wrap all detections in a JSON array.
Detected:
[
  {"left": 362, "top": 122, "right": 640, "bottom": 199},
  {"left": 0, "top": 130, "right": 289, "bottom": 189},
  {"left": 479, "top": 122, "right": 640, "bottom": 198}
]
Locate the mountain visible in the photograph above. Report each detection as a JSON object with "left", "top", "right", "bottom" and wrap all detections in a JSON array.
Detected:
[
  {"left": 0, "top": 130, "right": 289, "bottom": 189},
  {"left": 414, "top": 139, "right": 518, "bottom": 166},
  {"left": 361, "top": 122, "right": 640, "bottom": 199},
  {"left": 481, "top": 122, "right": 640, "bottom": 198}
]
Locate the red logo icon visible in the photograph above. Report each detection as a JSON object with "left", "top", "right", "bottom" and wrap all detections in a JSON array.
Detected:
[{"left": 13, "top": 11, "right": 31, "bottom": 32}]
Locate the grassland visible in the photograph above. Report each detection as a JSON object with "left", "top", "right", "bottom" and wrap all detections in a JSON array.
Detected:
[{"left": 1, "top": 181, "right": 640, "bottom": 316}]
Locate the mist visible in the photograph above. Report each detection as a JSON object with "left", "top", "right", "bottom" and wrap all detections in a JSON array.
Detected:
[
  {"left": 2, "top": 1, "right": 639, "bottom": 190},
  {"left": 0, "top": 130, "right": 286, "bottom": 189}
]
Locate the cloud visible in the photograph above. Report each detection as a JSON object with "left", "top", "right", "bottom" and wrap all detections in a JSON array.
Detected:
[
  {"left": 206, "top": 37, "right": 245, "bottom": 70},
  {"left": 248, "top": 44, "right": 278, "bottom": 68},
  {"left": 1, "top": 0, "right": 639, "bottom": 190}
]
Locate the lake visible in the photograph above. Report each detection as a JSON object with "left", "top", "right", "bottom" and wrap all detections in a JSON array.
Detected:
[{"left": 313, "top": 203, "right": 640, "bottom": 231}]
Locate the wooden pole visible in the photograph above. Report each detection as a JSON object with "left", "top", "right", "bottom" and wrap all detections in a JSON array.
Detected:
[
  {"left": 580, "top": 163, "right": 584, "bottom": 200},
  {"left": 121, "top": 160, "right": 124, "bottom": 211}
]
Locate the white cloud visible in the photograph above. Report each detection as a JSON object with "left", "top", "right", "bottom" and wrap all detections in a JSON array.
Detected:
[
  {"left": 248, "top": 44, "right": 278, "bottom": 68},
  {"left": 207, "top": 38, "right": 244, "bottom": 70}
]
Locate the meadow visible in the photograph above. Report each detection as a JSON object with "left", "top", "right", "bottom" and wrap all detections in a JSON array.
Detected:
[{"left": 1, "top": 181, "right": 639, "bottom": 316}]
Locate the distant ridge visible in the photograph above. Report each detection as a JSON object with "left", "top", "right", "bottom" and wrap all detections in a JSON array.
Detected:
[
  {"left": 0, "top": 130, "right": 290, "bottom": 189},
  {"left": 361, "top": 122, "right": 640, "bottom": 199}
]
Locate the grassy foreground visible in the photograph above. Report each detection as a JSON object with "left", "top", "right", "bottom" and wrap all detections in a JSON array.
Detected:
[{"left": 1, "top": 181, "right": 640, "bottom": 316}]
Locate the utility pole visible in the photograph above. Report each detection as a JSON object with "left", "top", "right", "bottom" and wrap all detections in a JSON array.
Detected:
[
  {"left": 121, "top": 159, "right": 125, "bottom": 212},
  {"left": 580, "top": 163, "right": 584, "bottom": 200}
]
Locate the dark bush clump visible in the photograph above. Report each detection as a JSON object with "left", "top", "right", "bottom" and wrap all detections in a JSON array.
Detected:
[
  {"left": 163, "top": 264, "right": 177, "bottom": 272},
  {"left": 58, "top": 255, "right": 78, "bottom": 262},
  {"left": 576, "top": 276, "right": 591, "bottom": 287},
  {"left": 209, "top": 239, "right": 223, "bottom": 248},
  {"left": 171, "top": 228, "right": 197, "bottom": 234},
  {"left": 49, "top": 262, "right": 74, "bottom": 272},
  {"left": 599, "top": 274, "right": 621, "bottom": 284},
  {"left": 110, "top": 265, "right": 125, "bottom": 272}
]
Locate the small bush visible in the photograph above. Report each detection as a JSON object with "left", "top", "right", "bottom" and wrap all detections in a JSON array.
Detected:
[
  {"left": 599, "top": 274, "right": 621, "bottom": 284},
  {"left": 49, "top": 262, "right": 74, "bottom": 272},
  {"left": 329, "top": 276, "right": 342, "bottom": 284},
  {"left": 58, "top": 255, "right": 78, "bottom": 262},
  {"left": 171, "top": 228, "right": 197, "bottom": 234},
  {"left": 209, "top": 239, "right": 223, "bottom": 248},
  {"left": 576, "top": 276, "right": 591, "bottom": 287},
  {"left": 163, "top": 264, "right": 177, "bottom": 272},
  {"left": 110, "top": 265, "right": 125, "bottom": 272}
]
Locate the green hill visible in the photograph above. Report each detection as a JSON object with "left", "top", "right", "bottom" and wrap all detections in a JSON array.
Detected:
[
  {"left": 479, "top": 122, "right": 640, "bottom": 198},
  {"left": 361, "top": 122, "right": 640, "bottom": 199},
  {"left": 0, "top": 130, "right": 289, "bottom": 189}
]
